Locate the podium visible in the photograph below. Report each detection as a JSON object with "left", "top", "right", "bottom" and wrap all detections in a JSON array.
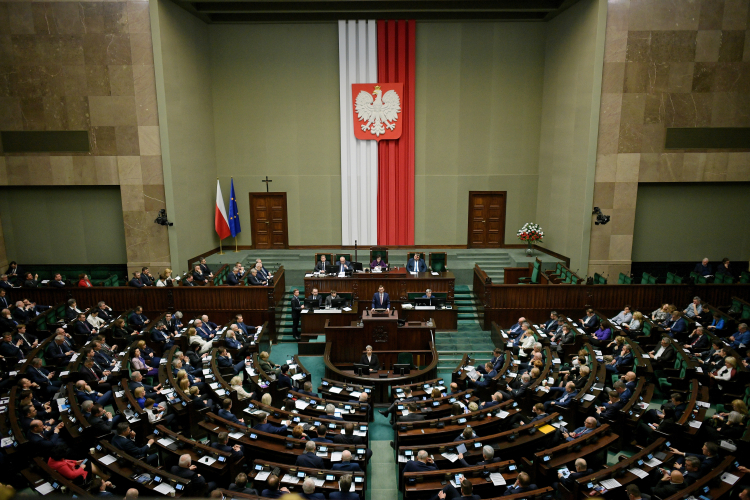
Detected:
[{"left": 324, "top": 309, "right": 434, "bottom": 368}]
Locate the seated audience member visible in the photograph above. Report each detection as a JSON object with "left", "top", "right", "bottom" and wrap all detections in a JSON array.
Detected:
[
  {"left": 49, "top": 273, "right": 65, "bottom": 288},
  {"left": 23, "top": 272, "right": 39, "bottom": 288},
  {"left": 228, "top": 473, "right": 257, "bottom": 495},
  {"left": 217, "top": 347, "right": 247, "bottom": 375},
  {"left": 253, "top": 411, "right": 288, "bottom": 434},
  {"left": 370, "top": 255, "right": 387, "bottom": 270},
  {"left": 112, "top": 318, "right": 137, "bottom": 339},
  {"left": 333, "top": 422, "right": 364, "bottom": 445},
  {"left": 543, "top": 381, "right": 578, "bottom": 412},
  {"left": 684, "top": 296, "right": 703, "bottom": 319},
  {"left": 707, "top": 312, "right": 725, "bottom": 332},
  {"left": 298, "top": 381, "right": 318, "bottom": 398},
  {"left": 606, "top": 344, "right": 633, "bottom": 373},
  {"left": 663, "top": 311, "right": 687, "bottom": 337},
  {"left": 296, "top": 441, "right": 326, "bottom": 468},
  {"left": 27, "top": 419, "right": 65, "bottom": 457},
  {"left": 595, "top": 391, "right": 625, "bottom": 421},
  {"left": 192, "top": 265, "right": 207, "bottom": 284},
  {"left": 636, "top": 406, "right": 678, "bottom": 445},
  {"left": 403, "top": 450, "right": 438, "bottom": 474},
  {"left": 590, "top": 323, "right": 612, "bottom": 347},
  {"left": 315, "top": 255, "right": 329, "bottom": 272},
  {"left": 199, "top": 258, "right": 213, "bottom": 278},
  {"left": 503, "top": 472, "right": 537, "bottom": 496},
  {"left": 648, "top": 336, "right": 676, "bottom": 365},
  {"left": 710, "top": 356, "right": 737, "bottom": 392},
  {"left": 653, "top": 470, "right": 685, "bottom": 497},
  {"left": 111, "top": 422, "right": 157, "bottom": 465},
  {"left": 140, "top": 267, "right": 155, "bottom": 286},
  {"left": 171, "top": 454, "right": 215, "bottom": 494},
  {"left": 258, "top": 351, "right": 281, "bottom": 377},
  {"left": 579, "top": 309, "right": 599, "bottom": 333},
  {"left": 684, "top": 326, "right": 710, "bottom": 350},
  {"left": 230, "top": 376, "right": 254, "bottom": 400},
  {"left": 458, "top": 444, "right": 501, "bottom": 468},
  {"left": 727, "top": 323, "right": 750, "bottom": 350},
  {"left": 506, "top": 317, "right": 527, "bottom": 339},
  {"left": 277, "top": 364, "right": 293, "bottom": 389},
  {"left": 560, "top": 416, "right": 597, "bottom": 442},
  {"left": 625, "top": 311, "right": 643, "bottom": 332},
  {"left": 330, "top": 474, "right": 359, "bottom": 500},
  {"left": 558, "top": 458, "right": 593, "bottom": 490},
  {"left": 156, "top": 269, "right": 173, "bottom": 287},
  {"left": 129, "top": 271, "right": 144, "bottom": 288},
  {"left": 48, "top": 444, "right": 93, "bottom": 483},
  {"left": 261, "top": 474, "right": 290, "bottom": 499},
  {"left": 78, "top": 274, "right": 93, "bottom": 287},
  {"left": 715, "top": 258, "right": 732, "bottom": 279},
  {"left": 611, "top": 305, "right": 633, "bottom": 325},
  {"left": 129, "top": 306, "right": 149, "bottom": 330},
  {"left": 651, "top": 303, "right": 671, "bottom": 322},
  {"left": 248, "top": 268, "right": 267, "bottom": 286},
  {"left": 144, "top": 398, "right": 175, "bottom": 427},
  {"left": 694, "top": 258, "right": 712, "bottom": 277},
  {"left": 217, "top": 398, "right": 246, "bottom": 426}
]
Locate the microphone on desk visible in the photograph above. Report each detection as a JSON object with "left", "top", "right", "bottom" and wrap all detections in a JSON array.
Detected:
[{"left": 391, "top": 309, "right": 395, "bottom": 316}]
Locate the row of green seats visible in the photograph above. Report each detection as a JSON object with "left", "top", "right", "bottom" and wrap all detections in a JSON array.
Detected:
[
  {"left": 617, "top": 273, "right": 632, "bottom": 285},
  {"left": 519, "top": 259, "right": 541, "bottom": 285},
  {"left": 592, "top": 273, "right": 607, "bottom": 284}
]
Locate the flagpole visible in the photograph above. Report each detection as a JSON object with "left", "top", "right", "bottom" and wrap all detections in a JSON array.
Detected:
[
  {"left": 234, "top": 236, "right": 238, "bottom": 253},
  {"left": 219, "top": 239, "right": 224, "bottom": 255}
]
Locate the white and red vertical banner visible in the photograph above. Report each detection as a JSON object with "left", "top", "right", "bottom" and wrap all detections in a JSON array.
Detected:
[
  {"left": 338, "top": 19, "right": 415, "bottom": 247},
  {"left": 339, "top": 20, "right": 379, "bottom": 246}
]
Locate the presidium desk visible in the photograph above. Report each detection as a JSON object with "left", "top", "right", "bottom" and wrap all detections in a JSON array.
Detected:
[
  {"left": 303, "top": 268, "right": 458, "bottom": 330},
  {"left": 323, "top": 309, "right": 438, "bottom": 404}
]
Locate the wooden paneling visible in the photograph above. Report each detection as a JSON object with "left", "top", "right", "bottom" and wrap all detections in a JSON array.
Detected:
[
  {"left": 249, "top": 193, "right": 289, "bottom": 249},
  {"left": 474, "top": 265, "right": 750, "bottom": 330},
  {"left": 304, "top": 270, "right": 455, "bottom": 303},
  {"left": 503, "top": 267, "right": 530, "bottom": 284}
]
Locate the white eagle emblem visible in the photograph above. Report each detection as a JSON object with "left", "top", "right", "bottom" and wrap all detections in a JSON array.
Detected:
[{"left": 355, "top": 85, "right": 401, "bottom": 137}]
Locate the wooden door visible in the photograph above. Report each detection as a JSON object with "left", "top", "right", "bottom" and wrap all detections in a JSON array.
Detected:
[
  {"left": 249, "top": 193, "right": 289, "bottom": 249},
  {"left": 467, "top": 191, "right": 506, "bottom": 248}
]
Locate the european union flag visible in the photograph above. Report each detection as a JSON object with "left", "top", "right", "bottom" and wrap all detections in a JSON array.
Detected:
[{"left": 228, "top": 178, "right": 241, "bottom": 237}]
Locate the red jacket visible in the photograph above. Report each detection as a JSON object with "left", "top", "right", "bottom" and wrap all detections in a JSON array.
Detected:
[
  {"left": 78, "top": 278, "right": 92, "bottom": 287},
  {"left": 47, "top": 458, "right": 88, "bottom": 480}
]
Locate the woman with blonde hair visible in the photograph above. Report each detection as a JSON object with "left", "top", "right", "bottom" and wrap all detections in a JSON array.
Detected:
[
  {"left": 651, "top": 304, "right": 670, "bottom": 322},
  {"left": 258, "top": 351, "right": 280, "bottom": 377},
  {"left": 261, "top": 393, "right": 273, "bottom": 406},
  {"left": 626, "top": 311, "right": 644, "bottom": 332},
  {"left": 179, "top": 377, "right": 190, "bottom": 393},
  {"left": 156, "top": 269, "right": 173, "bottom": 287},
  {"left": 133, "top": 386, "right": 146, "bottom": 408},
  {"left": 230, "top": 376, "right": 252, "bottom": 400}
]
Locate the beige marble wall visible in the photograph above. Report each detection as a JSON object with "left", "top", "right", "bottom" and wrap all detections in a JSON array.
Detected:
[
  {"left": 588, "top": 0, "right": 750, "bottom": 279},
  {"left": 0, "top": 0, "right": 169, "bottom": 275}
]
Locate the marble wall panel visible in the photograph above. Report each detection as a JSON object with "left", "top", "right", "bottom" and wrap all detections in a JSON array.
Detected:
[
  {"left": 0, "top": 0, "right": 169, "bottom": 271},
  {"left": 590, "top": 0, "right": 750, "bottom": 277}
]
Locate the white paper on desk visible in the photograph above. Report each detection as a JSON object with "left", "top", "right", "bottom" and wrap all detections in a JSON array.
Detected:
[
  {"left": 329, "top": 387, "right": 343, "bottom": 394},
  {"left": 552, "top": 421, "right": 567, "bottom": 429},
  {"left": 538, "top": 386, "right": 550, "bottom": 393},
  {"left": 35, "top": 482, "right": 55, "bottom": 495},
  {"left": 115, "top": 391, "right": 124, "bottom": 398},
  {"left": 354, "top": 430, "right": 367, "bottom": 437},
  {"left": 350, "top": 391, "right": 362, "bottom": 398},
  {"left": 228, "top": 432, "right": 244, "bottom": 440},
  {"left": 315, "top": 309, "right": 341, "bottom": 314},
  {"left": 343, "top": 307, "right": 352, "bottom": 312},
  {"left": 153, "top": 483, "right": 175, "bottom": 496},
  {"left": 246, "top": 368, "right": 257, "bottom": 376},
  {"left": 295, "top": 400, "right": 310, "bottom": 410},
  {"left": 696, "top": 367, "right": 703, "bottom": 373},
  {"left": 401, "top": 410, "right": 410, "bottom": 416},
  {"left": 600, "top": 479, "right": 622, "bottom": 489},
  {"left": 301, "top": 310, "right": 309, "bottom": 314},
  {"left": 442, "top": 452, "right": 458, "bottom": 463},
  {"left": 431, "top": 271, "right": 439, "bottom": 275},
  {"left": 594, "top": 350, "right": 602, "bottom": 356},
  {"left": 577, "top": 328, "right": 585, "bottom": 334},
  {"left": 502, "top": 332, "right": 508, "bottom": 339},
  {"left": 553, "top": 358, "right": 561, "bottom": 364},
  {"left": 398, "top": 455, "right": 407, "bottom": 463},
  {"left": 722, "top": 473, "right": 740, "bottom": 485},
  {"left": 513, "top": 360, "right": 521, "bottom": 365},
  {"left": 71, "top": 354, "right": 79, "bottom": 362},
  {"left": 629, "top": 468, "right": 649, "bottom": 479},
  {"left": 490, "top": 473, "right": 507, "bottom": 486},
  {"left": 507, "top": 372, "right": 517, "bottom": 378},
  {"left": 313, "top": 478, "right": 325, "bottom": 487},
  {"left": 497, "top": 410, "right": 509, "bottom": 419},
  {"left": 330, "top": 451, "right": 343, "bottom": 462},
  {"left": 255, "top": 471, "right": 271, "bottom": 481},
  {"left": 644, "top": 457, "right": 662, "bottom": 467},
  {"left": 0, "top": 438, "right": 13, "bottom": 448},
  {"left": 157, "top": 437, "right": 175, "bottom": 447},
  {"left": 316, "top": 451, "right": 329, "bottom": 458},
  {"left": 305, "top": 274, "right": 314, "bottom": 278},
  {"left": 539, "top": 333, "right": 547, "bottom": 338},
  {"left": 202, "top": 369, "right": 210, "bottom": 375},
  {"left": 99, "top": 454, "right": 117, "bottom": 465},
  {"left": 688, "top": 420, "right": 702, "bottom": 428},
  {"left": 582, "top": 394, "right": 596, "bottom": 401},
  {"left": 642, "top": 354, "right": 650, "bottom": 358},
  {"left": 160, "top": 358, "right": 167, "bottom": 365},
  {"left": 162, "top": 388, "right": 174, "bottom": 395},
  {"left": 210, "top": 382, "right": 220, "bottom": 389},
  {"left": 216, "top": 389, "right": 226, "bottom": 396},
  {"left": 292, "top": 373, "right": 305, "bottom": 381},
  {"left": 198, "top": 456, "right": 217, "bottom": 466},
  {"left": 316, "top": 405, "right": 325, "bottom": 410}
]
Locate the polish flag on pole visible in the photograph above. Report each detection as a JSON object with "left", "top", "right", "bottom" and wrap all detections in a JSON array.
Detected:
[{"left": 215, "top": 180, "right": 231, "bottom": 240}]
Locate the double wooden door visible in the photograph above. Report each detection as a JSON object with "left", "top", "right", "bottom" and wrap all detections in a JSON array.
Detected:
[
  {"left": 467, "top": 191, "right": 506, "bottom": 248},
  {"left": 249, "top": 193, "right": 288, "bottom": 249}
]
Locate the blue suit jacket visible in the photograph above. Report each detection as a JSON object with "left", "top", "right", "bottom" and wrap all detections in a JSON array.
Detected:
[
  {"left": 296, "top": 452, "right": 325, "bottom": 469},
  {"left": 225, "top": 338, "right": 242, "bottom": 349},
  {"left": 403, "top": 460, "right": 438, "bottom": 473},
  {"left": 554, "top": 390, "right": 578, "bottom": 407},
  {"left": 227, "top": 272, "right": 240, "bottom": 286},
  {"left": 218, "top": 409, "right": 245, "bottom": 426},
  {"left": 331, "top": 461, "right": 363, "bottom": 472},
  {"left": 406, "top": 258, "right": 427, "bottom": 273},
  {"left": 129, "top": 278, "right": 144, "bottom": 288},
  {"left": 112, "top": 434, "right": 150, "bottom": 458},
  {"left": 129, "top": 313, "right": 147, "bottom": 328},
  {"left": 254, "top": 422, "right": 288, "bottom": 435},
  {"left": 330, "top": 492, "right": 359, "bottom": 500},
  {"left": 372, "top": 292, "right": 390, "bottom": 309}
]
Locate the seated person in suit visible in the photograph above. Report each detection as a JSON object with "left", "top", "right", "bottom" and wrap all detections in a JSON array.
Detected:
[
  {"left": 694, "top": 258, "right": 712, "bottom": 277},
  {"left": 403, "top": 450, "right": 438, "bottom": 474},
  {"left": 315, "top": 255, "right": 330, "bottom": 272},
  {"left": 606, "top": 344, "right": 634, "bottom": 373},
  {"left": 558, "top": 458, "right": 593, "bottom": 490},
  {"left": 310, "top": 424, "right": 332, "bottom": 443},
  {"left": 648, "top": 336, "right": 676, "bottom": 365},
  {"left": 226, "top": 266, "right": 241, "bottom": 286},
  {"left": 192, "top": 265, "right": 207, "bottom": 284},
  {"left": 331, "top": 474, "right": 359, "bottom": 500},
  {"left": 307, "top": 288, "right": 322, "bottom": 307},
  {"left": 727, "top": 323, "right": 750, "bottom": 350},
  {"left": 579, "top": 309, "right": 599, "bottom": 333},
  {"left": 296, "top": 440, "right": 326, "bottom": 468},
  {"left": 406, "top": 252, "right": 427, "bottom": 273},
  {"left": 595, "top": 390, "right": 625, "bottom": 421},
  {"left": 248, "top": 268, "right": 268, "bottom": 286},
  {"left": 442, "top": 479, "right": 482, "bottom": 500},
  {"left": 333, "top": 422, "right": 364, "bottom": 446},
  {"left": 27, "top": 420, "right": 65, "bottom": 458},
  {"left": 0, "top": 275, "right": 11, "bottom": 290},
  {"left": 457, "top": 444, "right": 501, "bottom": 468},
  {"left": 217, "top": 398, "right": 247, "bottom": 426},
  {"left": 253, "top": 411, "right": 288, "bottom": 435},
  {"left": 336, "top": 256, "right": 351, "bottom": 273},
  {"left": 261, "top": 474, "right": 290, "bottom": 499},
  {"left": 326, "top": 403, "right": 345, "bottom": 421},
  {"left": 372, "top": 285, "right": 390, "bottom": 310},
  {"left": 300, "top": 477, "right": 326, "bottom": 500},
  {"left": 543, "top": 381, "right": 578, "bottom": 412},
  {"left": 111, "top": 422, "right": 157, "bottom": 465},
  {"left": 392, "top": 402, "right": 425, "bottom": 429},
  {"left": 455, "top": 425, "right": 477, "bottom": 442},
  {"left": 298, "top": 381, "right": 318, "bottom": 398},
  {"left": 140, "top": 267, "right": 155, "bottom": 286},
  {"left": 562, "top": 416, "right": 598, "bottom": 442},
  {"left": 684, "top": 326, "right": 710, "bottom": 350},
  {"left": 370, "top": 255, "right": 387, "bottom": 270},
  {"left": 228, "top": 473, "right": 258, "bottom": 495},
  {"left": 325, "top": 290, "right": 341, "bottom": 308},
  {"left": 199, "top": 258, "right": 213, "bottom": 278},
  {"left": 0, "top": 331, "right": 24, "bottom": 360},
  {"left": 652, "top": 470, "right": 686, "bottom": 498},
  {"left": 129, "top": 271, "right": 144, "bottom": 288},
  {"left": 359, "top": 345, "right": 379, "bottom": 370},
  {"left": 503, "top": 472, "right": 537, "bottom": 496},
  {"left": 684, "top": 296, "right": 703, "bottom": 319},
  {"left": 23, "top": 272, "right": 39, "bottom": 288},
  {"left": 129, "top": 306, "right": 149, "bottom": 330},
  {"left": 171, "top": 454, "right": 215, "bottom": 494},
  {"left": 217, "top": 347, "right": 247, "bottom": 375},
  {"left": 277, "top": 364, "right": 293, "bottom": 390},
  {"left": 46, "top": 335, "right": 75, "bottom": 364},
  {"left": 49, "top": 273, "right": 65, "bottom": 288},
  {"left": 662, "top": 311, "right": 687, "bottom": 337}
]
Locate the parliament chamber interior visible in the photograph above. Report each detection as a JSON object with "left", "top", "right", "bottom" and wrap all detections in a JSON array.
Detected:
[{"left": 1, "top": 0, "right": 750, "bottom": 499}]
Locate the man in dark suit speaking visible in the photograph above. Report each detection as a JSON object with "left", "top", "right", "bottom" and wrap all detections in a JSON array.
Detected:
[{"left": 372, "top": 285, "right": 390, "bottom": 310}]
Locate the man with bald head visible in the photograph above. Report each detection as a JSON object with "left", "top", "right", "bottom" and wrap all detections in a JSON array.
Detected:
[
  {"left": 171, "top": 454, "right": 215, "bottom": 493},
  {"left": 403, "top": 450, "right": 438, "bottom": 473},
  {"left": 331, "top": 450, "right": 362, "bottom": 472},
  {"left": 507, "top": 317, "right": 527, "bottom": 339},
  {"left": 27, "top": 419, "right": 64, "bottom": 456},
  {"left": 653, "top": 470, "right": 685, "bottom": 497},
  {"left": 564, "top": 417, "right": 597, "bottom": 441}
]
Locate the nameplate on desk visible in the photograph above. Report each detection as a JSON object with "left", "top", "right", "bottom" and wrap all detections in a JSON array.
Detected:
[
  {"left": 414, "top": 306, "right": 436, "bottom": 310},
  {"left": 314, "top": 309, "right": 341, "bottom": 314}
]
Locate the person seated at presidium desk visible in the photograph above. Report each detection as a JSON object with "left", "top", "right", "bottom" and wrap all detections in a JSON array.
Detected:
[
  {"left": 315, "top": 255, "right": 330, "bottom": 273},
  {"left": 370, "top": 255, "right": 387, "bottom": 270},
  {"left": 372, "top": 286, "right": 390, "bottom": 310},
  {"left": 359, "top": 345, "right": 379, "bottom": 370},
  {"left": 406, "top": 252, "right": 427, "bottom": 273}
]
